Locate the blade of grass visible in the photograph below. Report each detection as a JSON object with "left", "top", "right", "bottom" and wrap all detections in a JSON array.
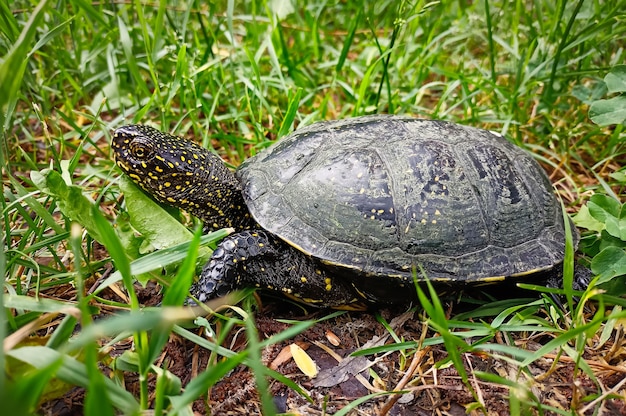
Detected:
[
  {"left": 0, "top": 0, "right": 49, "bottom": 130},
  {"left": 335, "top": 7, "right": 362, "bottom": 73},
  {"left": 483, "top": 0, "right": 497, "bottom": 86},
  {"left": 243, "top": 300, "right": 277, "bottom": 415},
  {"left": 276, "top": 87, "right": 303, "bottom": 138},
  {"left": 8, "top": 346, "right": 139, "bottom": 413},
  {"left": 542, "top": 0, "right": 585, "bottom": 106},
  {"left": 168, "top": 351, "right": 247, "bottom": 412}
]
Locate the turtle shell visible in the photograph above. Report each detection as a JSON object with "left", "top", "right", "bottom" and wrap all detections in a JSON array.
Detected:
[{"left": 236, "top": 115, "right": 575, "bottom": 287}]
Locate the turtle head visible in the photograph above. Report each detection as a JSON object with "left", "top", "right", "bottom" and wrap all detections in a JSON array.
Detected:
[{"left": 112, "top": 124, "right": 252, "bottom": 230}]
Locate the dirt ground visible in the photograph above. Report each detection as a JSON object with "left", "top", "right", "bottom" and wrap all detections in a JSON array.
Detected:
[{"left": 38, "top": 283, "right": 626, "bottom": 416}]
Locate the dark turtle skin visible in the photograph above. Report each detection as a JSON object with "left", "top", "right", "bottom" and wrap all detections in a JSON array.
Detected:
[{"left": 112, "top": 115, "right": 579, "bottom": 309}]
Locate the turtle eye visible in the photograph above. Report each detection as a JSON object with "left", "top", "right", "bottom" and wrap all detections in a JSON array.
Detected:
[{"left": 130, "top": 139, "right": 154, "bottom": 160}]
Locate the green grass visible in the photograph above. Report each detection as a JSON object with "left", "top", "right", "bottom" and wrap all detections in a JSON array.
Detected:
[{"left": 2, "top": 0, "right": 626, "bottom": 414}]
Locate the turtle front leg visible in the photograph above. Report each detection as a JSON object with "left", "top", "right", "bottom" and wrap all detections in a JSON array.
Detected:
[{"left": 189, "top": 230, "right": 365, "bottom": 309}]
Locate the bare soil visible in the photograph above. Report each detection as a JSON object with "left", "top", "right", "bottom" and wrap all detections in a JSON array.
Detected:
[{"left": 39, "top": 286, "right": 626, "bottom": 416}]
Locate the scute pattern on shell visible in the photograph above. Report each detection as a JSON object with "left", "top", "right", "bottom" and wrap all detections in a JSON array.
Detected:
[{"left": 237, "top": 115, "right": 573, "bottom": 286}]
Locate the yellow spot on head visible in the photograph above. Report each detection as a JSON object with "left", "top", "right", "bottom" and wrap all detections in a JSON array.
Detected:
[{"left": 301, "top": 277, "right": 307, "bottom": 283}]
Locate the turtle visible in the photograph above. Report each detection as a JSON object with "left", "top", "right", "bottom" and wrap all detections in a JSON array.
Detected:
[{"left": 112, "top": 114, "right": 580, "bottom": 309}]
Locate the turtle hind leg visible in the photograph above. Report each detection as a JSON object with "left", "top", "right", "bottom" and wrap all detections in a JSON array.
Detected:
[{"left": 189, "top": 230, "right": 365, "bottom": 309}]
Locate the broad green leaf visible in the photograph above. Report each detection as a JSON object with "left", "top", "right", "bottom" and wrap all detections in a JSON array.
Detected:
[
  {"left": 585, "top": 194, "right": 626, "bottom": 241},
  {"left": 605, "top": 65, "right": 626, "bottom": 94},
  {"left": 31, "top": 169, "right": 105, "bottom": 243},
  {"left": 573, "top": 204, "right": 604, "bottom": 232},
  {"left": 571, "top": 82, "right": 607, "bottom": 105},
  {"left": 605, "top": 212, "right": 626, "bottom": 241},
  {"left": 591, "top": 246, "right": 626, "bottom": 281},
  {"left": 120, "top": 176, "right": 193, "bottom": 251},
  {"left": 587, "top": 194, "right": 621, "bottom": 222},
  {"left": 610, "top": 170, "right": 626, "bottom": 183},
  {"left": 589, "top": 95, "right": 626, "bottom": 126}
]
